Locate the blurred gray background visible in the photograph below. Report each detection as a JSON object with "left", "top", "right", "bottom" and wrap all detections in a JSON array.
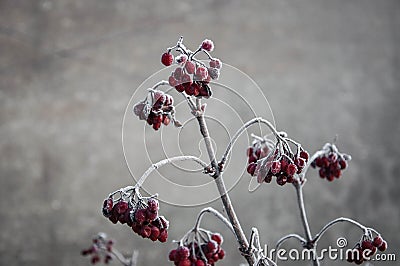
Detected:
[{"left": 0, "top": 0, "right": 399, "bottom": 265}]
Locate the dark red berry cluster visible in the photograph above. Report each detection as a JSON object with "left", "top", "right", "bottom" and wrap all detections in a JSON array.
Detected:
[
  {"left": 246, "top": 137, "right": 309, "bottom": 186},
  {"left": 161, "top": 38, "right": 222, "bottom": 98},
  {"left": 311, "top": 145, "right": 350, "bottom": 181},
  {"left": 134, "top": 89, "right": 179, "bottom": 130},
  {"left": 102, "top": 196, "right": 169, "bottom": 242},
  {"left": 346, "top": 235, "right": 387, "bottom": 264},
  {"left": 169, "top": 233, "right": 225, "bottom": 266},
  {"left": 81, "top": 233, "right": 113, "bottom": 264}
]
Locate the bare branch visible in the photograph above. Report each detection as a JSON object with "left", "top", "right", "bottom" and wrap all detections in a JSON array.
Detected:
[
  {"left": 312, "top": 217, "right": 376, "bottom": 244},
  {"left": 220, "top": 117, "right": 282, "bottom": 166},
  {"left": 194, "top": 207, "right": 235, "bottom": 234},
  {"left": 134, "top": 156, "right": 208, "bottom": 188}
]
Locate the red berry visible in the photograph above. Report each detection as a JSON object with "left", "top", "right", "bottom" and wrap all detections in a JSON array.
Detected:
[
  {"left": 300, "top": 151, "right": 309, "bottom": 161},
  {"left": 280, "top": 159, "right": 288, "bottom": 172},
  {"left": 169, "top": 75, "right": 178, "bottom": 87},
  {"left": 178, "top": 246, "right": 190, "bottom": 259},
  {"left": 247, "top": 163, "right": 257, "bottom": 176},
  {"left": 195, "top": 260, "right": 206, "bottom": 266},
  {"left": 208, "top": 67, "right": 220, "bottom": 80},
  {"left": 178, "top": 259, "right": 191, "bottom": 266},
  {"left": 315, "top": 157, "right": 323, "bottom": 167},
  {"left": 185, "top": 61, "right": 196, "bottom": 74},
  {"left": 169, "top": 249, "right": 177, "bottom": 261},
  {"left": 319, "top": 168, "right": 326, "bottom": 178},
  {"left": 276, "top": 176, "right": 287, "bottom": 186},
  {"left": 361, "top": 240, "right": 374, "bottom": 251},
  {"left": 134, "top": 209, "right": 147, "bottom": 224},
  {"left": 247, "top": 147, "right": 254, "bottom": 156},
  {"left": 147, "top": 209, "right": 158, "bottom": 221},
  {"left": 175, "top": 54, "right": 187, "bottom": 65},
  {"left": 378, "top": 240, "right": 387, "bottom": 251},
  {"left": 286, "top": 163, "right": 297, "bottom": 176},
  {"left": 174, "top": 67, "right": 184, "bottom": 80},
  {"left": 270, "top": 161, "right": 281, "bottom": 175},
  {"left": 332, "top": 168, "right": 341, "bottom": 178},
  {"left": 207, "top": 240, "right": 218, "bottom": 253},
  {"left": 147, "top": 198, "right": 159, "bottom": 212},
  {"left": 201, "top": 39, "right": 214, "bottom": 52},
  {"left": 115, "top": 201, "right": 129, "bottom": 214},
  {"left": 195, "top": 66, "right": 208, "bottom": 81},
  {"left": 328, "top": 153, "right": 337, "bottom": 162},
  {"left": 158, "top": 229, "right": 168, "bottom": 242},
  {"left": 373, "top": 236, "right": 383, "bottom": 247},
  {"left": 149, "top": 226, "right": 160, "bottom": 241},
  {"left": 218, "top": 249, "right": 225, "bottom": 259},
  {"left": 175, "top": 84, "right": 185, "bottom": 92},
  {"left": 209, "top": 58, "right": 221, "bottom": 69},
  {"left": 295, "top": 157, "right": 306, "bottom": 170},
  {"left": 141, "top": 225, "right": 151, "bottom": 238},
  {"left": 321, "top": 157, "right": 330, "bottom": 167},
  {"left": 211, "top": 233, "right": 223, "bottom": 245},
  {"left": 91, "top": 255, "right": 100, "bottom": 264},
  {"left": 161, "top": 52, "right": 174, "bottom": 66},
  {"left": 339, "top": 159, "right": 347, "bottom": 170},
  {"left": 152, "top": 121, "right": 161, "bottom": 130},
  {"left": 163, "top": 115, "right": 171, "bottom": 126}
]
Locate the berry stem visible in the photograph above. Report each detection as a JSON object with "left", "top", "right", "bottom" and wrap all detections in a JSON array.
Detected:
[
  {"left": 312, "top": 217, "right": 378, "bottom": 244},
  {"left": 194, "top": 207, "right": 234, "bottom": 234},
  {"left": 194, "top": 101, "right": 255, "bottom": 265},
  {"left": 129, "top": 250, "right": 139, "bottom": 266},
  {"left": 133, "top": 156, "right": 208, "bottom": 188},
  {"left": 294, "top": 182, "right": 320, "bottom": 266},
  {"left": 220, "top": 117, "right": 283, "bottom": 166}
]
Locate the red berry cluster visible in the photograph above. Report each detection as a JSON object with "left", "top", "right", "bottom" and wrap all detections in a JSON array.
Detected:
[
  {"left": 81, "top": 233, "right": 113, "bottom": 264},
  {"left": 246, "top": 137, "right": 309, "bottom": 186},
  {"left": 311, "top": 147, "right": 349, "bottom": 181},
  {"left": 102, "top": 196, "right": 169, "bottom": 242},
  {"left": 161, "top": 38, "right": 222, "bottom": 98},
  {"left": 169, "top": 233, "right": 225, "bottom": 266},
  {"left": 134, "top": 89, "right": 179, "bottom": 130},
  {"left": 346, "top": 235, "right": 387, "bottom": 264}
]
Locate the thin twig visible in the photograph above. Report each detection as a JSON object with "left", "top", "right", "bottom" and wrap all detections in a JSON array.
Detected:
[
  {"left": 194, "top": 99, "right": 255, "bottom": 265},
  {"left": 134, "top": 156, "right": 208, "bottom": 188},
  {"left": 193, "top": 207, "right": 235, "bottom": 234},
  {"left": 294, "top": 182, "right": 320, "bottom": 266},
  {"left": 129, "top": 250, "right": 139, "bottom": 266},
  {"left": 220, "top": 117, "right": 282, "bottom": 166},
  {"left": 312, "top": 217, "right": 372, "bottom": 244}
]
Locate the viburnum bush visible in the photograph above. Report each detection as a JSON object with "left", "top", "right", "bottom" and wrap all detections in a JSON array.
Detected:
[{"left": 82, "top": 37, "right": 388, "bottom": 266}]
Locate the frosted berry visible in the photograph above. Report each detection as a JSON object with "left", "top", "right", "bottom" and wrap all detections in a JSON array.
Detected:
[
  {"left": 211, "top": 233, "right": 223, "bottom": 245},
  {"left": 378, "top": 240, "right": 387, "bottom": 252},
  {"left": 195, "top": 66, "right": 208, "bottom": 81},
  {"left": 175, "top": 54, "right": 188, "bottom": 65},
  {"left": 161, "top": 52, "right": 174, "bottom": 66},
  {"left": 135, "top": 209, "right": 147, "bottom": 224},
  {"left": 201, "top": 39, "right": 214, "bottom": 52},
  {"left": 209, "top": 58, "right": 222, "bottom": 69},
  {"left": 185, "top": 61, "right": 196, "bottom": 74},
  {"left": 373, "top": 236, "right": 383, "bottom": 247}
]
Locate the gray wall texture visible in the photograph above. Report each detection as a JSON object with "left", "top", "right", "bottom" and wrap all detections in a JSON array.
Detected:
[{"left": 0, "top": 0, "right": 399, "bottom": 265}]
